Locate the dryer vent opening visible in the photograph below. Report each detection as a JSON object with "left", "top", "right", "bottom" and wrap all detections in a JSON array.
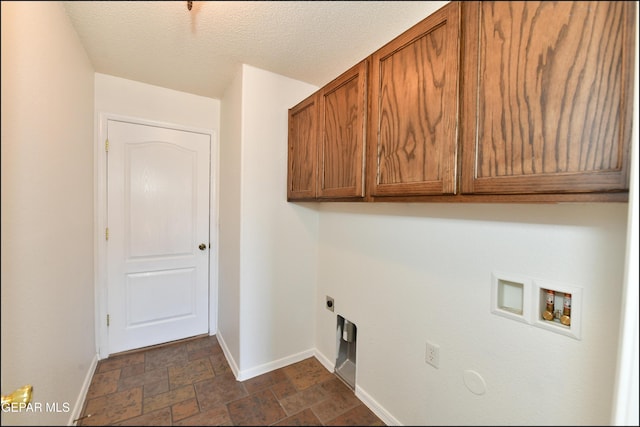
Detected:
[{"left": 336, "top": 315, "right": 357, "bottom": 389}]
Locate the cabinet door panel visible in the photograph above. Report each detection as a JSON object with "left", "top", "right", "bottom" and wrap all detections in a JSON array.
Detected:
[
  {"left": 369, "top": 2, "right": 460, "bottom": 196},
  {"left": 318, "top": 60, "right": 367, "bottom": 198},
  {"left": 288, "top": 93, "right": 319, "bottom": 200},
  {"left": 461, "top": 1, "right": 635, "bottom": 194}
]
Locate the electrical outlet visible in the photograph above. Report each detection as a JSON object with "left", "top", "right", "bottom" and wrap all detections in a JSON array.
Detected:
[
  {"left": 425, "top": 341, "right": 440, "bottom": 368},
  {"left": 326, "top": 296, "right": 334, "bottom": 312}
]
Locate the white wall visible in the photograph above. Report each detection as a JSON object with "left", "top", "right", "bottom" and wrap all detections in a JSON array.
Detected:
[
  {"left": 218, "top": 66, "right": 243, "bottom": 372},
  {"left": 1, "top": 2, "right": 95, "bottom": 425},
  {"left": 2, "top": 2, "right": 634, "bottom": 426},
  {"left": 315, "top": 201, "right": 629, "bottom": 425},
  {"left": 218, "top": 64, "right": 319, "bottom": 379},
  {"left": 94, "top": 73, "right": 220, "bottom": 132},
  {"left": 311, "top": 5, "right": 640, "bottom": 426},
  {"left": 239, "top": 65, "right": 319, "bottom": 376},
  {"left": 611, "top": 6, "right": 640, "bottom": 424},
  {"left": 94, "top": 73, "right": 221, "bottom": 354}
]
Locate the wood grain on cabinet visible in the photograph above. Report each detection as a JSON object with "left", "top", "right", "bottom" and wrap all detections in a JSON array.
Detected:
[
  {"left": 369, "top": 2, "right": 461, "bottom": 197},
  {"left": 460, "top": 1, "right": 635, "bottom": 195},
  {"left": 318, "top": 60, "right": 368, "bottom": 199},
  {"left": 287, "top": 93, "right": 319, "bottom": 200}
]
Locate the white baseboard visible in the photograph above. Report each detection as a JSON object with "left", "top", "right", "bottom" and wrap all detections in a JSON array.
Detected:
[
  {"left": 236, "top": 348, "right": 315, "bottom": 381},
  {"left": 213, "top": 339, "right": 400, "bottom": 425},
  {"left": 315, "top": 347, "right": 400, "bottom": 426},
  {"left": 355, "top": 384, "right": 401, "bottom": 426},
  {"left": 313, "top": 348, "right": 335, "bottom": 373},
  {"left": 215, "top": 331, "right": 241, "bottom": 380},
  {"left": 68, "top": 353, "right": 99, "bottom": 426},
  {"left": 215, "top": 333, "right": 316, "bottom": 382}
]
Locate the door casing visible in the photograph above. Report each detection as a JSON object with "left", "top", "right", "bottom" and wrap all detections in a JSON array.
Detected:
[{"left": 95, "top": 113, "right": 219, "bottom": 359}]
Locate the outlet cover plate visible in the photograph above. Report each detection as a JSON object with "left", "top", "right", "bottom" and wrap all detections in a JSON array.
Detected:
[
  {"left": 425, "top": 341, "right": 440, "bottom": 368},
  {"left": 326, "top": 296, "right": 334, "bottom": 312}
]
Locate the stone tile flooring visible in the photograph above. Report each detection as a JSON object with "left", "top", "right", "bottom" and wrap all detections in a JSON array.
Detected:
[{"left": 77, "top": 335, "right": 385, "bottom": 426}]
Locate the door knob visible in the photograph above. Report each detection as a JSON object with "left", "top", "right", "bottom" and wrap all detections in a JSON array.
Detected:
[
  {"left": 199, "top": 243, "right": 207, "bottom": 251},
  {"left": 1, "top": 385, "right": 32, "bottom": 407}
]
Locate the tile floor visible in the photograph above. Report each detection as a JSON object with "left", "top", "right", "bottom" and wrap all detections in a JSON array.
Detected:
[{"left": 77, "top": 335, "right": 385, "bottom": 426}]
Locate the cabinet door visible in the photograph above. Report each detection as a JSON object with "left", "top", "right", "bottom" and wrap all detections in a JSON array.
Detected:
[
  {"left": 460, "top": 1, "right": 635, "bottom": 195},
  {"left": 288, "top": 93, "right": 319, "bottom": 200},
  {"left": 369, "top": 2, "right": 460, "bottom": 196},
  {"left": 318, "top": 60, "right": 368, "bottom": 199}
]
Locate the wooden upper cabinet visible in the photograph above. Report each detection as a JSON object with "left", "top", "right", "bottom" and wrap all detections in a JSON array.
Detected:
[
  {"left": 318, "top": 60, "right": 368, "bottom": 199},
  {"left": 369, "top": 2, "right": 461, "bottom": 197},
  {"left": 460, "top": 1, "right": 636, "bottom": 195},
  {"left": 288, "top": 1, "right": 634, "bottom": 203},
  {"left": 288, "top": 92, "right": 319, "bottom": 201}
]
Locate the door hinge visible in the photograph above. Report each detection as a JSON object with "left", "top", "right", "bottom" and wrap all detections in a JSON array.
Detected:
[
  {"left": 106, "top": 314, "right": 110, "bottom": 327},
  {"left": 105, "top": 138, "right": 109, "bottom": 152},
  {"left": 105, "top": 227, "right": 109, "bottom": 241}
]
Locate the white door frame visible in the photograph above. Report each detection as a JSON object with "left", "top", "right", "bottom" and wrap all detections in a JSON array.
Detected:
[{"left": 95, "top": 112, "right": 219, "bottom": 359}]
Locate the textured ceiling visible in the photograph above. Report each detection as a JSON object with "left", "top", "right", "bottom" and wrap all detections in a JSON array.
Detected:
[{"left": 63, "top": 1, "right": 446, "bottom": 99}]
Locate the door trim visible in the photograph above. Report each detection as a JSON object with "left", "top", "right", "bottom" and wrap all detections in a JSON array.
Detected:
[{"left": 95, "top": 112, "right": 219, "bottom": 359}]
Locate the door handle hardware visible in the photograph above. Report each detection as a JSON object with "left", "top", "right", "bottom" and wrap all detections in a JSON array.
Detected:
[
  {"left": 1, "top": 385, "right": 33, "bottom": 408},
  {"left": 199, "top": 243, "right": 207, "bottom": 251}
]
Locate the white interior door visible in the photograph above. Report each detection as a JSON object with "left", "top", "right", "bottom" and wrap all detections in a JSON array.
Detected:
[{"left": 107, "top": 119, "right": 210, "bottom": 354}]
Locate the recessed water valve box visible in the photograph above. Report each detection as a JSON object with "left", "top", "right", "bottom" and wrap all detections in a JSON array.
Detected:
[
  {"left": 491, "top": 271, "right": 532, "bottom": 324},
  {"left": 532, "top": 280, "right": 582, "bottom": 340}
]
